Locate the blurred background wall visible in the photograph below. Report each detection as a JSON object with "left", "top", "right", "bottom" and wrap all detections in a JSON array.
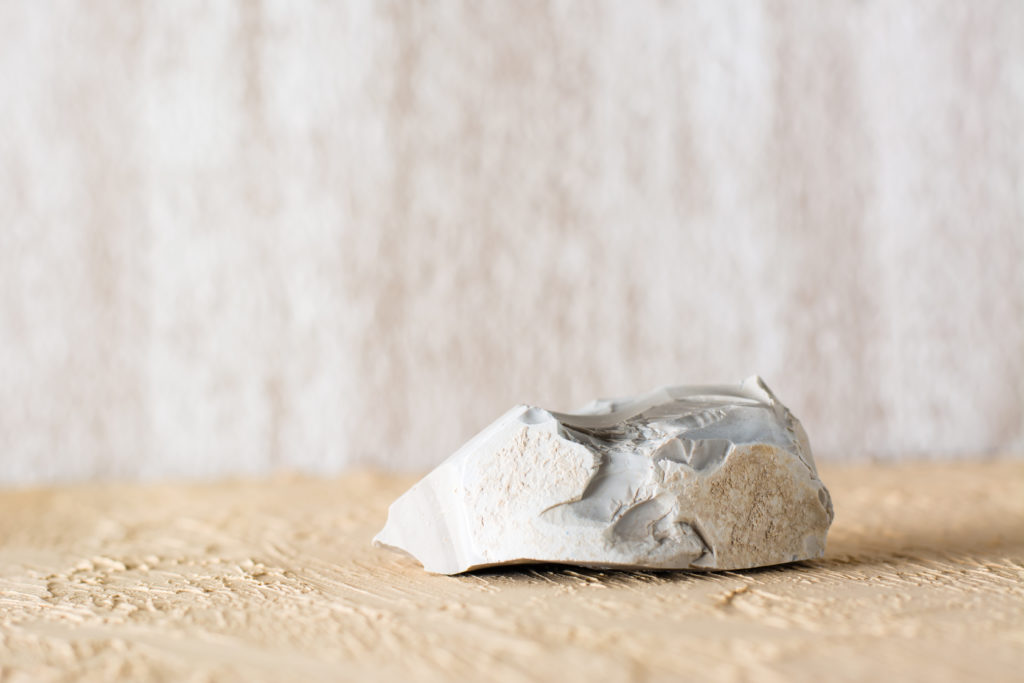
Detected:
[{"left": 1, "top": 1, "right": 1022, "bottom": 486}]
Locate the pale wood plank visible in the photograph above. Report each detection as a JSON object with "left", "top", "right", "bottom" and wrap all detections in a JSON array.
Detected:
[{"left": 1, "top": 461, "right": 1022, "bottom": 681}]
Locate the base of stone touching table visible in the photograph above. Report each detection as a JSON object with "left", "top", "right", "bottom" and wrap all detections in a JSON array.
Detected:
[{"left": 1, "top": 460, "right": 1021, "bottom": 681}]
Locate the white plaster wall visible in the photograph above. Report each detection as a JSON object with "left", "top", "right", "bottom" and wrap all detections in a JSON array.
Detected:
[{"left": 1, "top": 2, "right": 1022, "bottom": 485}]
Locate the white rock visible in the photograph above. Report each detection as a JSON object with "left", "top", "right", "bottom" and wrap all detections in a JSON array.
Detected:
[{"left": 374, "top": 376, "right": 834, "bottom": 574}]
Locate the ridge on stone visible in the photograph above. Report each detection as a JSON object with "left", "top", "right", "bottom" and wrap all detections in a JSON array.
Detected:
[{"left": 374, "top": 376, "right": 834, "bottom": 574}]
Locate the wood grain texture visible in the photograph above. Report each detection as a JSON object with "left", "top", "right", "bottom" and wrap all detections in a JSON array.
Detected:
[
  {"left": 3, "top": 2, "right": 1024, "bottom": 485},
  {"left": 1, "top": 461, "right": 1022, "bottom": 681}
]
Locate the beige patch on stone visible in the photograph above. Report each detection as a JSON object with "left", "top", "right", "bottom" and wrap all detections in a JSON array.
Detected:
[
  {"left": 463, "top": 426, "right": 599, "bottom": 559},
  {"left": 689, "top": 444, "right": 829, "bottom": 569}
]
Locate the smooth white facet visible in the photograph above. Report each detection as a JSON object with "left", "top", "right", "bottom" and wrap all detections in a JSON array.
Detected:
[{"left": 374, "top": 376, "right": 834, "bottom": 574}]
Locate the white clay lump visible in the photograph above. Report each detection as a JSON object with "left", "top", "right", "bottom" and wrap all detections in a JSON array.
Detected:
[{"left": 374, "top": 376, "right": 834, "bottom": 574}]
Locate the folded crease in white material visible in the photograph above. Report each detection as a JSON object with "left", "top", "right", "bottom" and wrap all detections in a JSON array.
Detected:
[{"left": 374, "top": 376, "right": 834, "bottom": 574}]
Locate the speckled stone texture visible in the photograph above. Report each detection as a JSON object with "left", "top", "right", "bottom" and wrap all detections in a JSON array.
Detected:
[{"left": 1, "top": 2, "right": 1023, "bottom": 485}]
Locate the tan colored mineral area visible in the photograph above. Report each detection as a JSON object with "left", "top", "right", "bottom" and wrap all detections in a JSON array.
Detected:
[{"left": 1, "top": 460, "right": 1022, "bottom": 681}]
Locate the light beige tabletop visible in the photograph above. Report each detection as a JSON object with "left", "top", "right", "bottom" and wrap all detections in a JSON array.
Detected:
[{"left": 1, "top": 460, "right": 1022, "bottom": 682}]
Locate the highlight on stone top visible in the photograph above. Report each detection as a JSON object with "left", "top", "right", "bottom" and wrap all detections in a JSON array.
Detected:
[{"left": 374, "top": 376, "right": 834, "bottom": 575}]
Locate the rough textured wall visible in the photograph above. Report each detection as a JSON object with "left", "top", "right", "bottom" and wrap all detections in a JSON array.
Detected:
[{"left": 1, "top": 2, "right": 1022, "bottom": 485}]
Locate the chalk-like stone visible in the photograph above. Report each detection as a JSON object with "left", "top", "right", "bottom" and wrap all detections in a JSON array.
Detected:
[{"left": 374, "top": 376, "right": 834, "bottom": 574}]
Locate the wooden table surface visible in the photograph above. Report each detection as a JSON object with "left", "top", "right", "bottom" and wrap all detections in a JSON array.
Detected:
[{"left": 1, "top": 461, "right": 1022, "bottom": 682}]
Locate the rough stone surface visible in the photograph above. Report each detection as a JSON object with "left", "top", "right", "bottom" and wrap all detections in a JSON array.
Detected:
[{"left": 375, "top": 376, "right": 834, "bottom": 574}]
